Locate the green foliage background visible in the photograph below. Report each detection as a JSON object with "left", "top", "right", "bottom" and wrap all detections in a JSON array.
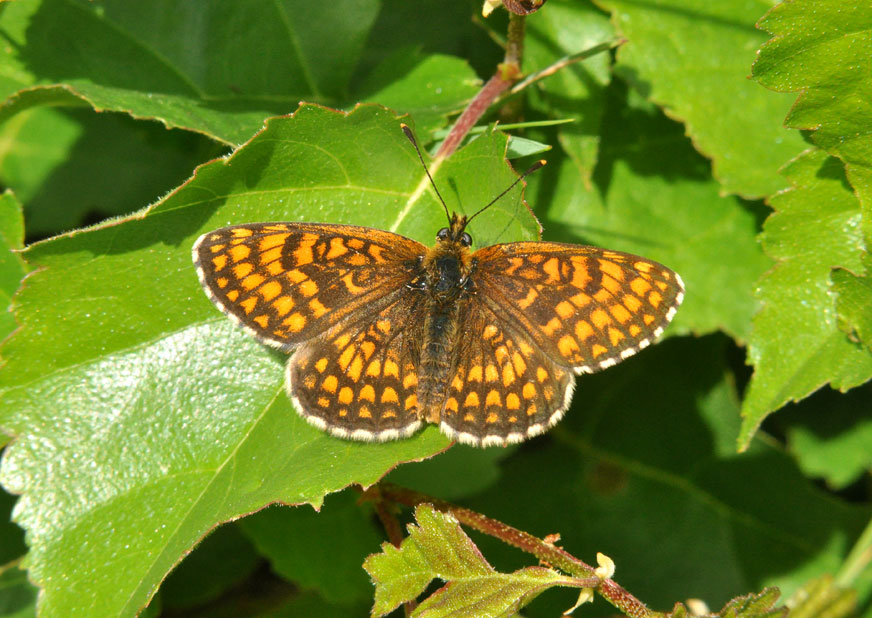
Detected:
[{"left": 0, "top": 0, "right": 869, "bottom": 617}]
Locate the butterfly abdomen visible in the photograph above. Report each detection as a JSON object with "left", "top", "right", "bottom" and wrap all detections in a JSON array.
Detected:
[{"left": 417, "top": 303, "right": 462, "bottom": 423}]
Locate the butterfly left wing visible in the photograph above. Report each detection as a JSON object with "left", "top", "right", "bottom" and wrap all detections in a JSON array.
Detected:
[
  {"left": 471, "top": 241, "right": 684, "bottom": 374},
  {"left": 193, "top": 222, "right": 426, "bottom": 349},
  {"left": 287, "top": 284, "right": 428, "bottom": 441}
]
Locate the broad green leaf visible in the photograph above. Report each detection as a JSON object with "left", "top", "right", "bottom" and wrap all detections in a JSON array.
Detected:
[
  {"left": 0, "top": 485, "right": 25, "bottom": 565},
  {"left": 238, "top": 490, "right": 380, "bottom": 607},
  {"left": 357, "top": 51, "right": 481, "bottom": 140},
  {"left": 741, "top": 150, "right": 872, "bottom": 448},
  {"left": 0, "top": 104, "right": 540, "bottom": 617},
  {"left": 0, "top": 107, "right": 221, "bottom": 238},
  {"left": 158, "top": 523, "right": 259, "bottom": 611},
  {"left": 524, "top": 0, "right": 613, "bottom": 183},
  {"left": 753, "top": 0, "right": 872, "bottom": 183},
  {"left": 459, "top": 336, "right": 869, "bottom": 615},
  {"left": 0, "top": 191, "right": 27, "bottom": 345},
  {"left": 363, "top": 503, "right": 582, "bottom": 618},
  {"left": 531, "top": 87, "right": 770, "bottom": 342},
  {"left": 0, "top": 0, "right": 381, "bottom": 145},
  {"left": 780, "top": 385, "right": 872, "bottom": 491},
  {"left": 0, "top": 561, "right": 37, "bottom": 618},
  {"left": 594, "top": 0, "right": 807, "bottom": 198},
  {"left": 832, "top": 266, "right": 872, "bottom": 353},
  {"left": 386, "top": 444, "right": 513, "bottom": 501}
]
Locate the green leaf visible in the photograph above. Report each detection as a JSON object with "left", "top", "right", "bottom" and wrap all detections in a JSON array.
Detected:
[
  {"left": 463, "top": 336, "right": 869, "bottom": 615},
  {"left": 357, "top": 50, "right": 481, "bottom": 140},
  {"left": 363, "top": 503, "right": 582, "bottom": 618},
  {"left": 780, "top": 385, "right": 872, "bottom": 490},
  {"left": 238, "top": 490, "right": 380, "bottom": 606},
  {"left": 740, "top": 150, "right": 872, "bottom": 448},
  {"left": 531, "top": 87, "right": 770, "bottom": 342},
  {"left": 0, "top": 104, "right": 540, "bottom": 617},
  {"left": 159, "top": 523, "right": 260, "bottom": 611},
  {"left": 832, "top": 266, "right": 872, "bottom": 352},
  {"left": 0, "top": 0, "right": 381, "bottom": 145},
  {"left": 524, "top": 0, "right": 614, "bottom": 182},
  {"left": 0, "top": 561, "right": 38, "bottom": 618},
  {"left": 752, "top": 0, "right": 872, "bottom": 173},
  {"left": 0, "top": 190, "right": 27, "bottom": 345},
  {"left": 0, "top": 107, "right": 220, "bottom": 237},
  {"left": 594, "top": 0, "right": 807, "bottom": 198},
  {"left": 784, "top": 575, "right": 856, "bottom": 618},
  {"left": 0, "top": 485, "right": 26, "bottom": 565},
  {"left": 716, "top": 587, "right": 786, "bottom": 618}
]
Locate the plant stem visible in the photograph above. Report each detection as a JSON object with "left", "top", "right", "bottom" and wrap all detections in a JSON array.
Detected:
[
  {"left": 372, "top": 483, "right": 662, "bottom": 617},
  {"left": 436, "top": 12, "right": 527, "bottom": 159}
]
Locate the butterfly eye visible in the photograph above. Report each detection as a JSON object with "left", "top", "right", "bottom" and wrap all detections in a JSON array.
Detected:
[
  {"left": 460, "top": 232, "right": 472, "bottom": 247},
  {"left": 437, "top": 228, "right": 450, "bottom": 241}
]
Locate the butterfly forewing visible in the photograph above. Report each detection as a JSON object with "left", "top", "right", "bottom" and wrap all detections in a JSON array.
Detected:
[
  {"left": 193, "top": 223, "right": 426, "bottom": 349},
  {"left": 472, "top": 242, "right": 684, "bottom": 374}
]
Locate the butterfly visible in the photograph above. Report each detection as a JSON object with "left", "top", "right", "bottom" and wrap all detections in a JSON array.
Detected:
[{"left": 192, "top": 125, "right": 684, "bottom": 446}]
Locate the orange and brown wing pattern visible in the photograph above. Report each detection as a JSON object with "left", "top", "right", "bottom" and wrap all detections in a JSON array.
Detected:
[
  {"left": 440, "top": 301, "right": 574, "bottom": 446},
  {"left": 193, "top": 222, "right": 426, "bottom": 349},
  {"left": 287, "top": 288, "right": 428, "bottom": 441},
  {"left": 473, "top": 242, "right": 684, "bottom": 374}
]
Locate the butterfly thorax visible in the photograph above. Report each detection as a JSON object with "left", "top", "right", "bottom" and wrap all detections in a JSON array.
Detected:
[{"left": 414, "top": 213, "right": 477, "bottom": 422}]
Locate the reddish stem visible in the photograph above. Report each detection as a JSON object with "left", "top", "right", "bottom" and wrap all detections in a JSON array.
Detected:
[
  {"left": 370, "top": 484, "right": 662, "bottom": 617},
  {"left": 435, "top": 12, "right": 526, "bottom": 159}
]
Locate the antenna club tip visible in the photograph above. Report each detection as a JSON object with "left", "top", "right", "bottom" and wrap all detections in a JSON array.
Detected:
[{"left": 537, "top": 159, "right": 547, "bottom": 167}]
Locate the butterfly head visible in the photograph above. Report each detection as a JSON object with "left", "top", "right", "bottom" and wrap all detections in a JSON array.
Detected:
[{"left": 436, "top": 212, "right": 473, "bottom": 248}]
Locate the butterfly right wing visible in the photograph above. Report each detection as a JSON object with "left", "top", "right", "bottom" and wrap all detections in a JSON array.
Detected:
[
  {"left": 471, "top": 241, "right": 684, "bottom": 374},
  {"left": 193, "top": 222, "right": 427, "bottom": 349}
]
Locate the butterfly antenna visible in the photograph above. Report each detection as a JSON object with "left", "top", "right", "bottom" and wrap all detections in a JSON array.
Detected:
[
  {"left": 401, "top": 124, "right": 452, "bottom": 226},
  {"left": 466, "top": 159, "right": 546, "bottom": 225}
]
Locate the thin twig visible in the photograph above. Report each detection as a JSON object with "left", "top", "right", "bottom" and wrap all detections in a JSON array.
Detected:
[
  {"left": 371, "top": 483, "right": 662, "bottom": 617},
  {"left": 509, "top": 38, "right": 625, "bottom": 95}
]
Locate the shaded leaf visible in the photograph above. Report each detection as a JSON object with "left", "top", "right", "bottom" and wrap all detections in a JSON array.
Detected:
[
  {"left": 0, "top": 191, "right": 27, "bottom": 344},
  {"left": 740, "top": 150, "right": 872, "bottom": 447},
  {"left": 0, "top": 561, "right": 38, "bottom": 618},
  {"left": 0, "top": 104, "right": 541, "bottom": 617},
  {"left": 532, "top": 87, "right": 770, "bottom": 342},
  {"left": 524, "top": 0, "right": 613, "bottom": 183},
  {"left": 463, "top": 336, "right": 869, "bottom": 615},
  {"left": 594, "top": 0, "right": 806, "bottom": 198},
  {"left": 238, "top": 491, "right": 381, "bottom": 606},
  {"left": 780, "top": 384, "right": 872, "bottom": 491},
  {"left": 0, "top": 107, "right": 220, "bottom": 238},
  {"left": 357, "top": 51, "right": 481, "bottom": 140},
  {"left": 363, "top": 503, "right": 582, "bottom": 618},
  {"left": 0, "top": 0, "right": 381, "bottom": 145},
  {"left": 159, "top": 523, "right": 260, "bottom": 611}
]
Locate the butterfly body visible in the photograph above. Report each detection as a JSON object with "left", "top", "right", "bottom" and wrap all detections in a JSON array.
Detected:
[{"left": 412, "top": 213, "right": 477, "bottom": 423}]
